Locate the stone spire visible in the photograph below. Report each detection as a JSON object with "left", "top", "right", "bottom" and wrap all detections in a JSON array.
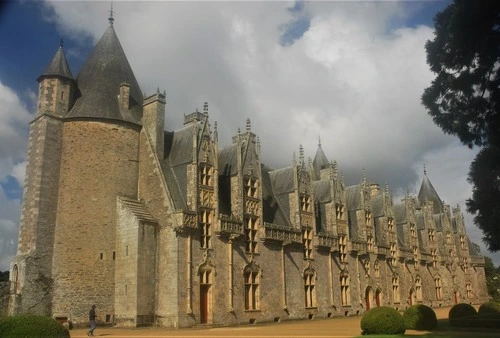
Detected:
[
  {"left": 418, "top": 168, "right": 443, "bottom": 213},
  {"left": 108, "top": 3, "right": 114, "bottom": 26},
  {"left": 37, "top": 41, "right": 74, "bottom": 82}
]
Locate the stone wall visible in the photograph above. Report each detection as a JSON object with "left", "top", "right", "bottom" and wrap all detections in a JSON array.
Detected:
[{"left": 50, "top": 120, "right": 140, "bottom": 326}]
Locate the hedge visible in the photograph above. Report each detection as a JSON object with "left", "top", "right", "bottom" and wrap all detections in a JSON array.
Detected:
[
  {"left": 360, "top": 306, "right": 406, "bottom": 335},
  {"left": 0, "top": 315, "right": 70, "bottom": 338},
  {"left": 403, "top": 304, "right": 437, "bottom": 330}
]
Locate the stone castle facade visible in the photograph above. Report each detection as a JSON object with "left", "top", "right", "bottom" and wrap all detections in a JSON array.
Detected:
[{"left": 8, "top": 20, "right": 488, "bottom": 327}]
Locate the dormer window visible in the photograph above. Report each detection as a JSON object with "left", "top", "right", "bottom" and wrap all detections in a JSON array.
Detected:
[
  {"left": 336, "top": 203, "right": 345, "bottom": 221},
  {"left": 388, "top": 218, "right": 395, "bottom": 232},
  {"left": 410, "top": 223, "right": 416, "bottom": 238},
  {"left": 244, "top": 176, "right": 259, "bottom": 198},
  {"left": 460, "top": 235, "right": 466, "bottom": 250},
  {"left": 200, "top": 164, "right": 213, "bottom": 187},
  {"left": 365, "top": 211, "right": 372, "bottom": 226},
  {"left": 300, "top": 195, "right": 312, "bottom": 213}
]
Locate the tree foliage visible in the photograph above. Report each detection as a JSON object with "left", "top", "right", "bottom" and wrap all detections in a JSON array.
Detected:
[
  {"left": 422, "top": 0, "right": 500, "bottom": 251},
  {"left": 484, "top": 256, "right": 500, "bottom": 302},
  {"left": 467, "top": 148, "right": 500, "bottom": 250}
]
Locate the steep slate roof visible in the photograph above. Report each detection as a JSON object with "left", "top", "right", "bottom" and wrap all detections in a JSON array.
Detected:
[
  {"left": 433, "top": 214, "right": 443, "bottom": 231},
  {"left": 38, "top": 45, "right": 73, "bottom": 81},
  {"left": 269, "top": 167, "right": 294, "bottom": 195},
  {"left": 346, "top": 185, "right": 362, "bottom": 210},
  {"left": 396, "top": 224, "right": 408, "bottom": 249},
  {"left": 418, "top": 174, "right": 443, "bottom": 214},
  {"left": 219, "top": 143, "right": 238, "bottom": 176},
  {"left": 371, "top": 194, "right": 384, "bottom": 217},
  {"left": 313, "top": 180, "right": 331, "bottom": 203},
  {"left": 415, "top": 211, "right": 425, "bottom": 230},
  {"left": 393, "top": 203, "right": 406, "bottom": 224},
  {"left": 67, "top": 25, "right": 143, "bottom": 123},
  {"left": 262, "top": 165, "right": 291, "bottom": 227}
]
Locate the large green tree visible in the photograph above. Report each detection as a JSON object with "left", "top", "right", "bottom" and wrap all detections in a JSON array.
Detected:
[
  {"left": 484, "top": 256, "right": 500, "bottom": 302},
  {"left": 422, "top": 0, "right": 500, "bottom": 250}
]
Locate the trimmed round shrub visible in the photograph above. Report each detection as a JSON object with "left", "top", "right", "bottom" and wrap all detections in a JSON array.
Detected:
[
  {"left": 449, "top": 303, "right": 478, "bottom": 320},
  {"left": 361, "top": 306, "right": 406, "bottom": 335},
  {"left": 403, "top": 304, "right": 438, "bottom": 330},
  {"left": 478, "top": 301, "right": 500, "bottom": 316},
  {"left": 0, "top": 315, "right": 70, "bottom": 338}
]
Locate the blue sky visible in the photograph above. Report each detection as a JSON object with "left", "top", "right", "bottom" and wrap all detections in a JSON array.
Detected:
[{"left": 1, "top": 0, "right": 498, "bottom": 271}]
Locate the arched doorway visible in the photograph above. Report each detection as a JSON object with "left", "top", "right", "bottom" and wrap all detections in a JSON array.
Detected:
[
  {"left": 409, "top": 288, "right": 415, "bottom": 305},
  {"left": 375, "top": 289, "right": 383, "bottom": 306},
  {"left": 365, "top": 287, "right": 373, "bottom": 310},
  {"left": 199, "top": 268, "right": 212, "bottom": 324}
]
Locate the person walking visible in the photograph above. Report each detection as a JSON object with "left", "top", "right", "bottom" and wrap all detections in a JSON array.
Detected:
[{"left": 88, "top": 305, "right": 97, "bottom": 336}]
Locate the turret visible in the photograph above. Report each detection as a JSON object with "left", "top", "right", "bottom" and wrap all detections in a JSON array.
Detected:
[{"left": 36, "top": 40, "right": 74, "bottom": 117}]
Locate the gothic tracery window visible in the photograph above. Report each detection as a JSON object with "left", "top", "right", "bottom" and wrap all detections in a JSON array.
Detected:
[
  {"left": 304, "top": 269, "right": 316, "bottom": 308},
  {"left": 336, "top": 203, "right": 345, "bottom": 221},
  {"left": 415, "top": 276, "right": 422, "bottom": 301},
  {"left": 435, "top": 277, "right": 443, "bottom": 300},
  {"left": 200, "top": 210, "right": 212, "bottom": 249},
  {"left": 244, "top": 266, "right": 259, "bottom": 310},
  {"left": 339, "top": 235, "right": 348, "bottom": 263},
  {"left": 245, "top": 217, "right": 258, "bottom": 254},
  {"left": 340, "top": 274, "right": 350, "bottom": 306},
  {"left": 244, "top": 176, "right": 258, "bottom": 198},
  {"left": 392, "top": 276, "right": 400, "bottom": 303},
  {"left": 303, "top": 228, "right": 313, "bottom": 259},
  {"left": 300, "top": 195, "right": 312, "bottom": 212},
  {"left": 199, "top": 163, "right": 213, "bottom": 187}
]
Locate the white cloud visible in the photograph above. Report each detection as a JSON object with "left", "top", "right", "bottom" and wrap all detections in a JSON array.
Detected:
[
  {"left": 3, "top": 0, "right": 492, "bottom": 266},
  {"left": 0, "top": 81, "right": 28, "bottom": 270}
]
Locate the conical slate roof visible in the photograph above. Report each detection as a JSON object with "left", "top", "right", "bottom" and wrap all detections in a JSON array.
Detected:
[
  {"left": 418, "top": 174, "right": 443, "bottom": 213},
  {"left": 67, "top": 25, "right": 143, "bottom": 123},
  {"left": 313, "top": 144, "right": 329, "bottom": 178},
  {"left": 38, "top": 45, "right": 73, "bottom": 81}
]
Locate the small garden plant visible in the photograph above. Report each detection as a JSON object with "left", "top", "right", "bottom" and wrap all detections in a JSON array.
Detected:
[
  {"left": 478, "top": 301, "right": 500, "bottom": 316},
  {"left": 403, "top": 304, "right": 437, "bottom": 330},
  {"left": 360, "top": 306, "right": 406, "bottom": 335},
  {"left": 0, "top": 315, "right": 70, "bottom": 338}
]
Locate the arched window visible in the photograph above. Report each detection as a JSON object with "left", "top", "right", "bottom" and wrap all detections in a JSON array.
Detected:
[
  {"left": 303, "top": 228, "right": 313, "bottom": 259},
  {"left": 11, "top": 264, "right": 19, "bottom": 294},
  {"left": 434, "top": 277, "right": 443, "bottom": 300},
  {"left": 199, "top": 163, "right": 213, "bottom": 187},
  {"left": 466, "top": 283, "right": 472, "bottom": 299},
  {"left": 245, "top": 216, "right": 258, "bottom": 254},
  {"left": 392, "top": 275, "right": 400, "bottom": 303},
  {"left": 304, "top": 268, "right": 316, "bottom": 308},
  {"left": 244, "top": 265, "right": 259, "bottom": 310},
  {"left": 340, "top": 273, "right": 350, "bottom": 306},
  {"left": 415, "top": 276, "right": 422, "bottom": 301},
  {"left": 200, "top": 210, "right": 212, "bottom": 249}
]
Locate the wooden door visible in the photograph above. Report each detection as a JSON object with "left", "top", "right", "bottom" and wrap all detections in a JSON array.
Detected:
[
  {"left": 200, "top": 285, "right": 209, "bottom": 323},
  {"left": 365, "top": 288, "right": 372, "bottom": 310}
]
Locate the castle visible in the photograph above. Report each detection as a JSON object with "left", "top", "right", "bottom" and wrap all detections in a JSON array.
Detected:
[{"left": 7, "top": 17, "right": 488, "bottom": 328}]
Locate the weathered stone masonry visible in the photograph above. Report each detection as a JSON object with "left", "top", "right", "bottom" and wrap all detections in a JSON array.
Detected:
[{"left": 8, "top": 20, "right": 488, "bottom": 328}]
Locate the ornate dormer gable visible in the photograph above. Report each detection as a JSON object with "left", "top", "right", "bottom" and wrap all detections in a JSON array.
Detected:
[
  {"left": 294, "top": 145, "right": 314, "bottom": 230},
  {"left": 383, "top": 184, "right": 394, "bottom": 219}
]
